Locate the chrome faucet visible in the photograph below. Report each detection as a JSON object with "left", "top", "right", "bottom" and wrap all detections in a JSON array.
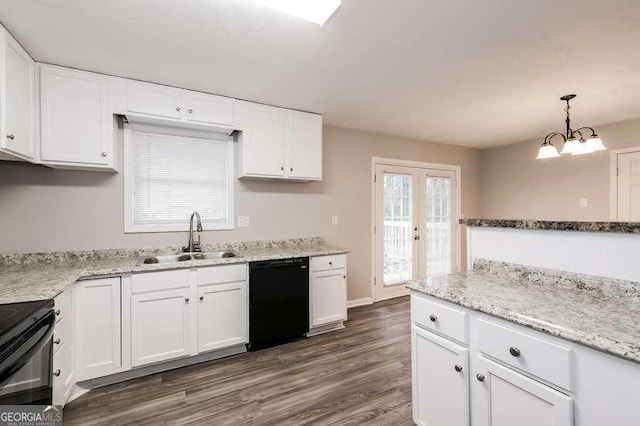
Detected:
[{"left": 185, "top": 211, "right": 203, "bottom": 253}]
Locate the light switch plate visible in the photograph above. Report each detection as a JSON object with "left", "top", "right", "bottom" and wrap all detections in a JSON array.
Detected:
[
  {"left": 579, "top": 198, "right": 588, "bottom": 208},
  {"left": 238, "top": 216, "right": 250, "bottom": 227},
  {"left": 331, "top": 215, "right": 339, "bottom": 226}
]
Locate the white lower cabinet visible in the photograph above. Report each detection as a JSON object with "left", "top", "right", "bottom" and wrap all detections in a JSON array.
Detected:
[
  {"left": 197, "top": 281, "right": 247, "bottom": 353},
  {"left": 131, "top": 288, "right": 192, "bottom": 367},
  {"left": 473, "top": 357, "right": 572, "bottom": 426},
  {"left": 311, "top": 270, "right": 347, "bottom": 327},
  {"left": 411, "top": 292, "right": 575, "bottom": 426},
  {"left": 74, "top": 277, "right": 122, "bottom": 381},
  {"left": 412, "top": 325, "right": 469, "bottom": 426},
  {"left": 309, "top": 255, "right": 348, "bottom": 333}
]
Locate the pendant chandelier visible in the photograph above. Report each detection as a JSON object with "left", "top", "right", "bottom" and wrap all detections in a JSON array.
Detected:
[{"left": 536, "top": 94, "right": 606, "bottom": 159}]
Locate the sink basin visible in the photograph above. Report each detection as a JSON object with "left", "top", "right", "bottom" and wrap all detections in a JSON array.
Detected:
[
  {"left": 142, "top": 251, "right": 239, "bottom": 264},
  {"left": 191, "top": 251, "right": 238, "bottom": 260},
  {"left": 142, "top": 253, "right": 193, "bottom": 264}
]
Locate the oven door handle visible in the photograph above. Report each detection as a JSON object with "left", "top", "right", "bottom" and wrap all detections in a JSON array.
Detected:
[{"left": 0, "top": 309, "right": 56, "bottom": 386}]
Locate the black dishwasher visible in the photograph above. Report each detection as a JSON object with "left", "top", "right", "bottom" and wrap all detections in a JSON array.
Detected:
[{"left": 249, "top": 257, "right": 309, "bottom": 350}]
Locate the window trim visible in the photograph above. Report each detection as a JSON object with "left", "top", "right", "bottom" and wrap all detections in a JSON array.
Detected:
[{"left": 123, "top": 123, "right": 235, "bottom": 233}]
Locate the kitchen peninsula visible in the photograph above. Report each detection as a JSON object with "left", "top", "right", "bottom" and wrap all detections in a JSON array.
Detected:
[{"left": 409, "top": 219, "right": 640, "bottom": 426}]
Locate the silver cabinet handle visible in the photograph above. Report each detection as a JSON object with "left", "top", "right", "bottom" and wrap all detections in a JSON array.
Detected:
[
  {"left": 54, "top": 338, "right": 61, "bottom": 345},
  {"left": 290, "top": 168, "right": 293, "bottom": 172},
  {"left": 101, "top": 152, "right": 107, "bottom": 157},
  {"left": 429, "top": 314, "right": 437, "bottom": 322},
  {"left": 185, "top": 297, "right": 190, "bottom": 303},
  {"left": 176, "top": 106, "right": 181, "bottom": 111},
  {"left": 280, "top": 166, "right": 285, "bottom": 171},
  {"left": 53, "top": 369, "right": 61, "bottom": 377},
  {"left": 509, "top": 347, "right": 521, "bottom": 357},
  {"left": 476, "top": 373, "right": 485, "bottom": 382},
  {"left": 6, "top": 134, "right": 14, "bottom": 140},
  {"left": 454, "top": 364, "right": 463, "bottom": 372},
  {"left": 199, "top": 296, "right": 204, "bottom": 301},
  {"left": 188, "top": 108, "right": 193, "bottom": 113},
  {"left": 54, "top": 309, "right": 60, "bottom": 316},
  {"left": 329, "top": 261, "right": 333, "bottom": 266},
  {"left": 343, "top": 275, "right": 346, "bottom": 279}
]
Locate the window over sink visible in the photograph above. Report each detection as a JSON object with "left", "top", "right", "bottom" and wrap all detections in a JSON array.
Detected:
[{"left": 124, "top": 124, "right": 234, "bottom": 232}]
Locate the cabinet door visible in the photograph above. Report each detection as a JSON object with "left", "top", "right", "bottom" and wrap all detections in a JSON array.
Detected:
[
  {"left": 412, "top": 325, "right": 469, "bottom": 426},
  {"left": 1, "top": 32, "right": 35, "bottom": 159},
  {"left": 311, "top": 269, "right": 347, "bottom": 327},
  {"left": 198, "top": 281, "right": 247, "bottom": 353},
  {"left": 183, "top": 91, "right": 233, "bottom": 126},
  {"left": 126, "top": 81, "right": 182, "bottom": 120},
  {"left": 473, "top": 357, "right": 573, "bottom": 426},
  {"left": 286, "top": 111, "right": 322, "bottom": 180},
  {"left": 40, "top": 65, "right": 113, "bottom": 167},
  {"left": 131, "top": 288, "right": 191, "bottom": 367},
  {"left": 74, "top": 277, "right": 122, "bottom": 381},
  {"left": 241, "top": 102, "right": 286, "bottom": 177}
]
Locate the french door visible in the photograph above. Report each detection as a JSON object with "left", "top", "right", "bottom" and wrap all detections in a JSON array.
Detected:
[{"left": 374, "top": 163, "right": 458, "bottom": 301}]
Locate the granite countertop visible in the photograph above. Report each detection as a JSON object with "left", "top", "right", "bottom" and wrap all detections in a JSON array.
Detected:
[
  {"left": 460, "top": 218, "right": 640, "bottom": 234},
  {"left": 0, "top": 238, "right": 348, "bottom": 305},
  {"left": 408, "top": 259, "right": 640, "bottom": 363}
]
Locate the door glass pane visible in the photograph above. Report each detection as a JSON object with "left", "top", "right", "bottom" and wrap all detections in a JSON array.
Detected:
[
  {"left": 426, "top": 176, "right": 452, "bottom": 275},
  {"left": 383, "top": 173, "right": 413, "bottom": 284}
]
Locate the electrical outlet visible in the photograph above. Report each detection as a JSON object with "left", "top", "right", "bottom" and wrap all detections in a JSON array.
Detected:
[
  {"left": 238, "top": 216, "right": 250, "bottom": 227},
  {"left": 579, "top": 198, "right": 588, "bottom": 208},
  {"left": 331, "top": 215, "right": 339, "bottom": 226}
]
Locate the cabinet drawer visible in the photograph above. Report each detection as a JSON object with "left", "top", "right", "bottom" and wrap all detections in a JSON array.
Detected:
[
  {"left": 53, "top": 290, "right": 70, "bottom": 323},
  {"left": 52, "top": 315, "right": 70, "bottom": 355},
  {"left": 131, "top": 269, "right": 191, "bottom": 294},
  {"left": 197, "top": 264, "right": 246, "bottom": 286},
  {"left": 52, "top": 338, "right": 73, "bottom": 405},
  {"left": 477, "top": 319, "right": 572, "bottom": 390},
  {"left": 310, "top": 254, "right": 346, "bottom": 272},
  {"left": 411, "top": 294, "right": 468, "bottom": 344}
]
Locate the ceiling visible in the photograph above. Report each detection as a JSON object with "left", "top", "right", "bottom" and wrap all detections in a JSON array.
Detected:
[{"left": 1, "top": 0, "right": 640, "bottom": 148}]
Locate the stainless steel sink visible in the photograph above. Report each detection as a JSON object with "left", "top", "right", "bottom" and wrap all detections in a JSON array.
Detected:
[
  {"left": 191, "top": 251, "right": 238, "bottom": 260},
  {"left": 142, "top": 251, "right": 239, "bottom": 264}
]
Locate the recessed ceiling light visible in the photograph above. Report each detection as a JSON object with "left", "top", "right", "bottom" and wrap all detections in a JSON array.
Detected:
[{"left": 252, "top": 0, "right": 342, "bottom": 26}]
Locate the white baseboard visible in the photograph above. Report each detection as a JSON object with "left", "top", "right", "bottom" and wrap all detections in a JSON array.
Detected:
[{"left": 347, "top": 297, "right": 373, "bottom": 308}]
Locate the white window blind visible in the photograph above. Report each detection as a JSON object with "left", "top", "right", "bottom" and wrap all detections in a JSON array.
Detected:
[{"left": 124, "top": 126, "right": 234, "bottom": 232}]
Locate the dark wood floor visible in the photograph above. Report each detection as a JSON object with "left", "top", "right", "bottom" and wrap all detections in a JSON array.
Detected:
[{"left": 64, "top": 296, "right": 412, "bottom": 425}]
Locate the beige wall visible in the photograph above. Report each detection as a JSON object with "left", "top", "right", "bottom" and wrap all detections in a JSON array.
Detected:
[
  {"left": 480, "top": 116, "right": 640, "bottom": 221},
  {"left": 0, "top": 125, "right": 482, "bottom": 301}
]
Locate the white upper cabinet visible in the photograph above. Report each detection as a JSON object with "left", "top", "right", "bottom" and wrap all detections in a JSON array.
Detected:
[
  {"left": 236, "top": 101, "right": 322, "bottom": 181},
  {"left": 39, "top": 65, "right": 115, "bottom": 171},
  {"left": 237, "top": 101, "right": 287, "bottom": 178},
  {"left": 183, "top": 91, "right": 234, "bottom": 126},
  {"left": 125, "top": 80, "right": 234, "bottom": 131},
  {"left": 126, "top": 81, "right": 182, "bottom": 120},
  {"left": 0, "top": 26, "right": 35, "bottom": 161},
  {"left": 287, "top": 111, "right": 323, "bottom": 180}
]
